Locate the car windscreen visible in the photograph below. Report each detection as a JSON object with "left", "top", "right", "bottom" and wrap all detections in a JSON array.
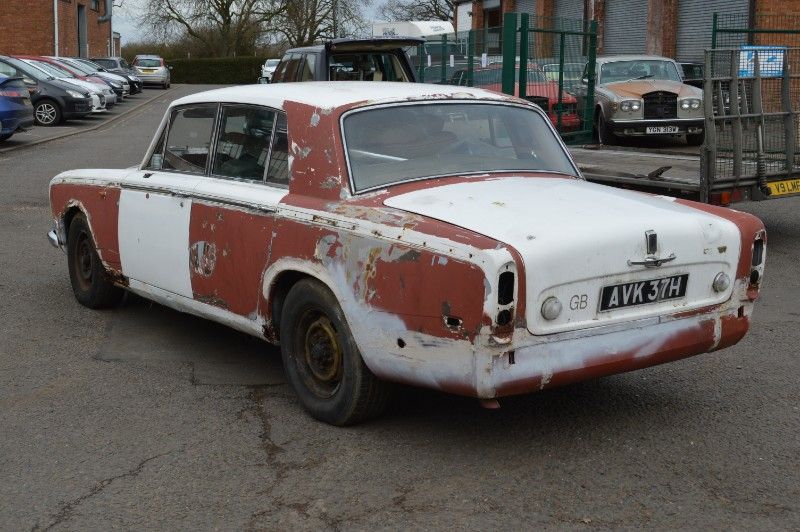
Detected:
[
  {"left": 93, "top": 58, "right": 115, "bottom": 69},
  {"left": 329, "top": 52, "right": 410, "bottom": 82},
  {"left": 4, "top": 57, "right": 48, "bottom": 81},
  {"left": 135, "top": 59, "right": 162, "bottom": 68},
  {"left": 26, "top": 60, "right": 72, "bottom": 79},
  {"left": 58, "top": 59, "right": 94, "bottom": 75},
  {"left": 599, "top": 60, "right": 681, "bottom": 84},
  {"left": 343, "top": 103, "right": 577, "bottom": 193},
  {"left": 74, "top": 60, "right": 101, "bottom": 72}
]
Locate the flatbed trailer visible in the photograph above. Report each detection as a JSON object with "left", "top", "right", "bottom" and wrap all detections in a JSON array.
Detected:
[{"left": 571, "top": 48, "right": 800, "bottom": 207}]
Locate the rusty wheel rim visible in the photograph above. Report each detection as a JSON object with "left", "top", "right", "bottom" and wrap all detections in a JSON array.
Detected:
[
  {"left": 298, "top": 310, "right": 343, "bottom": 398},
  {"left": 73, "top": 230, "right": 94, "bottom": 291}
]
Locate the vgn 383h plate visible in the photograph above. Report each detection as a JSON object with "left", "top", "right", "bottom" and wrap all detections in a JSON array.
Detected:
[{"left": 600, "top": 274, "right": 689, "bottom": 311}]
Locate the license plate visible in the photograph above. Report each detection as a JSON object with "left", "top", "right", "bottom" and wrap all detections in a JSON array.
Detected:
[
  {"left": 767, "top": 178, "right": 800, "bottom": 197},
  {"left": 599, "top": 274, "right": 689, "bottom": 311},
  {"left": 646, "top": 126, "right": 679, "bottom": 134}
]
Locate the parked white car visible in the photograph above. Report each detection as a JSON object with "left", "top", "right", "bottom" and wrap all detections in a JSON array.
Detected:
[
  {"left": 259, "top": 58, "right": 280, "bottom": 83},
  {"left": 48, "top": 82, "right": 766, "bottom": 425}
]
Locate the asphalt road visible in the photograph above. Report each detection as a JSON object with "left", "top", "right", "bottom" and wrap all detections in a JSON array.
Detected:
[{"left": 1, "top": 84, "right": 798, "bottom": 530}]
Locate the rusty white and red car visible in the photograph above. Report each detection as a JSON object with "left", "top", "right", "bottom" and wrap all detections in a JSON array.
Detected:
[{"left": 48, "top": 82, "right": 767, "bottom": 425}]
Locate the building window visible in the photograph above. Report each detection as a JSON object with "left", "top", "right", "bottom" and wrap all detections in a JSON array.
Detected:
[{"left": 91, "top": 0, "right": 100, "bottom": 11}]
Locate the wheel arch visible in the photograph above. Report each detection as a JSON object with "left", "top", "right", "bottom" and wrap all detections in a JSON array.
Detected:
[{"left": 261, "top": 260, "right": 346, "bottom": 343}]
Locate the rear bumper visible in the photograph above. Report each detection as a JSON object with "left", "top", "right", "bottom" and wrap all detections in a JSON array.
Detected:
[
  {"left": 608, "top": 117, "right": 704, "bottom": 136},
  {"left": 137, "top": 73, "right": 169, "bottom": 85},
  {"left": 360, "top": 296, "right": 753, "bottom": 400},
  {"left": 0, "top": 110, "right": 35, "bottom": 133}
]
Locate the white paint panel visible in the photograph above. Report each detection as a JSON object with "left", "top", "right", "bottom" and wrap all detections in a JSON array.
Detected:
[{"left": 119, "top": 189, "right": 194, "bottom": 297}]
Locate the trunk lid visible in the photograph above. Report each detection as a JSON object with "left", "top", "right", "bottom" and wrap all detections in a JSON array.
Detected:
[{"left": 383, "top": 176, "right": 741, "bottom": 335}]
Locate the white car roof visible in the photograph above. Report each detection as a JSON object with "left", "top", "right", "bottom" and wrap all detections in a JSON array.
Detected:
[{"left": 171, "top": 81, "right": 513, "bottom": 111}]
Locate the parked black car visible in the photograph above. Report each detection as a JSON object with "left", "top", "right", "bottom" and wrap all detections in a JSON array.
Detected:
[
  {"left": 270, "top": 38, "right": 421, "bottom": 84},
  {"left": 679, "top": 62, "right": 704, "bottom": 89},
  {"left": 0, "top": 56, "right": 92, "bottom": 126},
  {"left": 73, "top": 57, "right": 143, "bottom": 94}
]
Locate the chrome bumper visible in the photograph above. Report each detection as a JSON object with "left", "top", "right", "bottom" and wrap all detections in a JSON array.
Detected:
[{"left": 48, "top": 220, "right": 66, "bottom": 253}]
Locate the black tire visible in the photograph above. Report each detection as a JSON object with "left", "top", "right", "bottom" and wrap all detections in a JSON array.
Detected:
[
  {"left": 279, "top": 279, "right": 390, "bottom": 426},
  {"left": 34, "top": 99, "right": 62, "bottom": 126},
  {"left": 596, "top": 109, "right": 615, "bottom": 146},
  {"left": 67, "top": 213, "right": 124, "bottom": 309},
  {"left": 686, "top": 132, "right": 704, "bottom": 146}
]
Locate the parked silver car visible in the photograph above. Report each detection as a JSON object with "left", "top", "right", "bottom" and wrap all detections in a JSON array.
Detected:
[
  {"left": 576, "top": 55, "right": 705, "bottom": 146},
  {"left": 132, "top": 55, "right": 171, "bottom": 89}
]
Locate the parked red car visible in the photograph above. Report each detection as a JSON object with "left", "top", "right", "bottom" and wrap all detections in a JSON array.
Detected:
[{"left": 450, "top": 65, "right": 581, "bottom": 131}]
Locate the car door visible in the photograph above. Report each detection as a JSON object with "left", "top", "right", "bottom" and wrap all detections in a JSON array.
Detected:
[
  {"left": 189, "top": 104, "right": 290, "bottom": 317},
  {"left": 118, "top": 103, "right": 217, "bottom": 298}
]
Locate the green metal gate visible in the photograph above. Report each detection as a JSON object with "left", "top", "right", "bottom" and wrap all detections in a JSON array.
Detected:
[
  {"left": 501, "top": 13, "right": 597, "bottom": 143},
  {"left": 411, "top": 14, "right": 597, "bottom": 143}
]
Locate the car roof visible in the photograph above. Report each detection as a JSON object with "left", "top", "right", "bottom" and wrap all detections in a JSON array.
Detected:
[
  {"left": 596, "top": 55, "right": 676, "bottom": 64},
  {"left": 134, "top": 55, "right": 161, "bottom": 59},
  {"left": 171, "top": 81, "right": 514, "bottom": 110}
]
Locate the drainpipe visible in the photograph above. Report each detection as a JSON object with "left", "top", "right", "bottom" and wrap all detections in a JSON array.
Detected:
[{"left": 53, "top": 0, "right": 59, "bottom": 56}]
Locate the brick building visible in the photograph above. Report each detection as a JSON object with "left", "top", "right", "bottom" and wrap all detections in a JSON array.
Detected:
[
  {"left": 0, "top": 0, "right": 114, "bottom": 58},
  {"left": 454, "top": 0, "right": 800, "bottom": 61}
]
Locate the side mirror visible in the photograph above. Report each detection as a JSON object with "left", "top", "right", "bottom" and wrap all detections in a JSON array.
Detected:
[
  {"left": 23, "top": 77, "right": 35, "bottom": 85},
  {"left": 168, "top": 65, "right": 173, "bottom": 70}
]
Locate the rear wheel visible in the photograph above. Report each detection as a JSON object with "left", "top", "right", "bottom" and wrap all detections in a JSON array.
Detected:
[
  {"left": 67, "top": 214, "right": 124, "bottom": 309},
  {"left": 279, "top": 279, "right": 390, "bottom": 426},
  {"left": 34, "top": 99, "right": 62, "bottom": 126}
]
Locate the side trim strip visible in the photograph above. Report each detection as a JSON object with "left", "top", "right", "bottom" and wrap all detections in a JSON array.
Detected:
[{"left": 120, "top": 184, "right": 277, "bottom": 214}]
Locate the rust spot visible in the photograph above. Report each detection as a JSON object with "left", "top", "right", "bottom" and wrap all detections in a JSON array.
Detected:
[
  {"left": 190, "top": 241, "right": 217, "bottom": 277},
  {"left": 194, "top": 293, "right": 229, "bottom": 310},
  {"left": 396, "top": 249, "right": 420, "bottom": 262}
]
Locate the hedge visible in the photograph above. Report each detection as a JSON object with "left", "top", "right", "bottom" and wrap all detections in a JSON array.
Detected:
[{"left": 168, "top": 56, "right": 266, "bottom": 84}]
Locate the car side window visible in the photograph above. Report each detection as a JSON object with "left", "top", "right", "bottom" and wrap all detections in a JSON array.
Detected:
[
  {"left": 271, "top": 54, "right": 291, "bottom": 83},
  {"left": 299, "top": 54, "right": 316, "bottom": 81},
  {"left": 283, "top": 53, "right": 303, "bottom": 82},
  {"left": 161, "top": 104, "right": 217, "bottom": 174},
  {"left": 212, "top": 105, "right": 275, "bottom": 181},
  {"left": 145, "top": 126, "right": 168, "bottom": 170},
  {"left": 266, "top": 112, "right": 289, "bottom": 187}
]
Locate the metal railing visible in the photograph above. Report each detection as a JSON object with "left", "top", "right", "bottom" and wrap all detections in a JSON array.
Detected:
[{"left": 702, "top": 48, "right": 800, "bottom": 201}]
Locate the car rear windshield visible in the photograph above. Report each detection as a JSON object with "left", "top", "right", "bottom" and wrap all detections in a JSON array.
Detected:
[
  {"left": 135, "top": 59, "right": 162, "bottom": 68},
  {"left": 343, "top": 102, "right": 577, "bottom": 193}
]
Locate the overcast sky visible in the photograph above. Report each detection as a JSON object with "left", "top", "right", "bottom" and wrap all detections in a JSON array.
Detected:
[{"left": 113, "top": 0, "right": 383, "bottom": 45}]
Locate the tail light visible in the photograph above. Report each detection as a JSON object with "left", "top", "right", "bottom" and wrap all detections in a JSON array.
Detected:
[{"left": 0, "top": 89, "right": 27, "bottom": 97}]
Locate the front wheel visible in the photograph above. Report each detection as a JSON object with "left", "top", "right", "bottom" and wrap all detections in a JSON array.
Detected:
[
  {"left": 279, "top": 279, "right": 390, "bottom": 425},
  {"left": 596, "top": 110, "right": 615, "bottom": 146},
  {"left": 34, "top": 99, "right": 62, "bottom": 126},
  {"left": 686, "top": 132, "right": 704, "bottom": 146},
  {"left": 67, "top": 214, "right": 124, "bottom": 309}
]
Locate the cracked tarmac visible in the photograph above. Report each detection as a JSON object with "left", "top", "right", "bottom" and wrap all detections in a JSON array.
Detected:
[{"left": 0, "top": 84, "right": 798, "bottom": 529}]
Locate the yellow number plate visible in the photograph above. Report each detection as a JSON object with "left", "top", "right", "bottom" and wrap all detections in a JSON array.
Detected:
[{"left": 767, "top": 178, "right": 800, "bottom": 197}]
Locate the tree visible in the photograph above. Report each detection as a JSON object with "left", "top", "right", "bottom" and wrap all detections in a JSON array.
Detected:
[
  {"left": 274, "top": 0, "right": 372, "bottom": 48},
  {"left": 378, "top": 0, "right": 454, "bottom": 22},
  {"left": 139, "top": 0, "right": 288, "bottom": 57}
]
